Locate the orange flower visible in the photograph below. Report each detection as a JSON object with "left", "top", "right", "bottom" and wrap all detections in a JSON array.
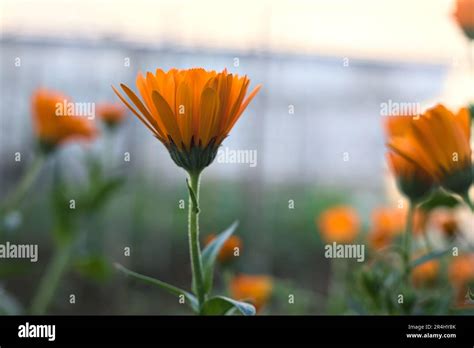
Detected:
[
  {"left": 368, "top": 207, "right": 404, "bottom": 250},
  {"left": 229, "top": 274, "right": 272, "bottom": 313},
  {"left": 113, "top": 68, "right": 261, "bottom": 172},
  {"left": 449, "top": 254, "right": 474, "bottom": 308},
  {"left": 32, "top": 89, "right": 97, "bottom": 150},
  {"left": 317, "top": 206, "right": 360, "bottom": 244},
  {"left": 454, "top": 0, "right": 474, "bottom": 40},
  {"left": 384, "top": 115, "right": 435, "bottom": 202},
  {"left": 387, "top": 105, "right": 471, "bottom": 196},
  {"left": 368, "top": 207, "right": 428, "bottom": 249},
  {"left": 97, "top": 102, "right": 127, "bottom": 128},
  {"left": 449, "top": 254, "right": 474, "bottom": 288},
  {"left": 411, "top": 256, "right": 440, "bottom": 287},
  {"left": 204, "top": 234, "right": 242, "bottom": 263}
]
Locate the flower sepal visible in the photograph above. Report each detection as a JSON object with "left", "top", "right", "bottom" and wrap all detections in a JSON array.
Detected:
[{"left": 166, "top": 137, "right": 219, "bottom": 172}]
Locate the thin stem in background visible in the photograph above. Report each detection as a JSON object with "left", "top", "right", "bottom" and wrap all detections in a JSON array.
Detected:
[
  {"left": 403, "top": 201, "right": 416, "bottom": 276},
  {"left": 29, "top": 238, "right": 73, "bottom": 314},
  {"left": 1, "top": 153, "right": 46, "bottom": 214}
]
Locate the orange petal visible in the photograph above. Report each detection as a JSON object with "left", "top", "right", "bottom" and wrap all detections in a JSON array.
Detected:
[
  {"left": 176, "top": 82, "right": 194, "bottom": 149},
  {"left": 225, "top": 83, "right": 261, "bottom": 135},
  {"left": 112, "top": 85, "right": 164, "bottom": 140},
  {"left": 151, "top": 91, "right": 183, "bottom": 146},
  {"left": 199, "top": 87, "right": 220, "bottom": 147}
]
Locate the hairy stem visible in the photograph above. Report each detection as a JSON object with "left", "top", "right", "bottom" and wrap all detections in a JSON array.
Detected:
[{"left": 187, "top": 170, "right": 205, "bottom": 310}]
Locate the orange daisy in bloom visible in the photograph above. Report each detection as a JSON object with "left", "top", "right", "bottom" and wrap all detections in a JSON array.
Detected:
[
  {"left": 97, "top": 102, "right": 127, "bottom": 128},
  {"left": 204, "top": 234, "right": 242, "bottom": 263},
  {"left": 411, "top": 254, "right": 440, "bottom": 287},
  {"left": 454, "top": 0, "right": 474, "bottom": 40},
  {"left": 317, "top": 206, "right": 360, "bottom": 244},
  {"left": 368, "top": 207, "right": 405, "bottom": 250},
  {"left": 32, "top": 89, "right": 97, "bottom": 150},
  {"left": 113, "top": 68, "right": 261, "bottom": 172},
  {"left": 229, "top": 274, "right": 273, "bottom": 313},
  {"left": 387, "top": 105, "right": 472, "bottom": 196},
  {"left": 384, "top": 115, "right": 435, "bottom": 202}
]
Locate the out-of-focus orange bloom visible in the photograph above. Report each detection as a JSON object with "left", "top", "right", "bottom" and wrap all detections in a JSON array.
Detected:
[
  {"left": 449, "top": 254, "right": 474, "bottom": 288},
  {"left": 32, "top": 89, "right": 97, "bottom": 150},
  {"left": 204, "top": 234, "right": 242, "bottom": 263},
  {"left": 449, "top": 254, "right": 474, "bottom": 308},
  {"left": 368, "top": 207, "right": 404, "bottom": 250},
  {"left": 384, "top": 115, "right": 435, "bottom": 202},
  {"left": 387, "top": 105, "right": 471, "bottom": 196},
  {"left": 317, "top": 206, "right": 360, "bottom": 244},
  {"left": 113, "top": 68, "right": 261, "bottom": 172},
  {"left": 229, "top": 274, "right": 272, "bottom": 313},
  {"left": 97, "top": 102, "right": 127, "bottom": 128},
  {"left": 411, "top": 255, "right": 440, "bottom": 287},
  {"left": 368, "top": 207, "right": 427, "bottom": 249},
  {"left": 454, "top": 0, "right": 474, "bottom": 40},
  {"left": 431, "top": 209, "right": 459, "bottom": 238}
]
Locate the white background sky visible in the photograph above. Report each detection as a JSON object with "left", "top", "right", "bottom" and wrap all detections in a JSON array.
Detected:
[{"left": 0, "top": 0, "right": 469, "bottom": 63}]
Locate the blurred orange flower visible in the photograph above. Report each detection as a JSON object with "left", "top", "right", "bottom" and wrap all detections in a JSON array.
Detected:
[
  {"left": 449, "top": 254, "right": 474, "bottom": 308},
  {"left": 449, "top": 254, "right": 474, "bottom": 288},
  {"left": 368, "top": 207, "right": 404, "bottom": 250},
  {"left": 32, "top": 89, "right": 97, "bottom": 150},
  {"left": 229, "top": 274, "right": 272, "bottom": 313},
  {"left": 113, "top": 68, "right": 261, "bottom": 172},
  {"left": 97, "top": 102, "right": 127, "bottom": 128},
  {"left": 317, "top": 206, "right": 360, "bottom": 244},
  {"left": 204, "top": 234, "right": 242, "bottom": 263},
  {"left": 384, "top": 115, "right": 435, "bottom": 202},
  {"left": 368, "top": 207, "right": 427, "bottom": 249},
  {"left": 387, "top": 105, "right": 471, "bottom": 196},
  {"left": 411, "top": 257, "right": 440, "bottom": 287},
  {"left": 454, "top": 0, "right": 474, "bottom": 40}
]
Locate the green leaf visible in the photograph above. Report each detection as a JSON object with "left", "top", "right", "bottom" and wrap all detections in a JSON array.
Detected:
[
  {"left": 410, "top": 249, "right": 450, "bottom": 269},
  {"left": 114, "top": 263, "right": 198, "bottom": 312},
  {"left": 201, "top": 221, "right": 239, "bottom": 294},
  {"left": 201, "top": 296, "right": 256, "bottom": 316}
]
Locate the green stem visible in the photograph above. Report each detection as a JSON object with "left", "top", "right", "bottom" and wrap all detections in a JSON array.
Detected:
[
  {"left": 187, "top": 170, "right": 205, "bottom": 310},
  {"left": 403, "top": 202, "right": 415, "bottom": 276},
  {"left": 1, "top": 154, "right": 45, "bottom": 213},
  {"left": 461, "top": 193, "right": 474, "bottom": 212},
  {"left": 30, "top": 240, "right": 73, "bottom": 314}
]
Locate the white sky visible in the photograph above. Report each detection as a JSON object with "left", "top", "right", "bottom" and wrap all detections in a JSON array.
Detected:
[{"left": 0, "top": 0, "right": 469, "bottom": 63}]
